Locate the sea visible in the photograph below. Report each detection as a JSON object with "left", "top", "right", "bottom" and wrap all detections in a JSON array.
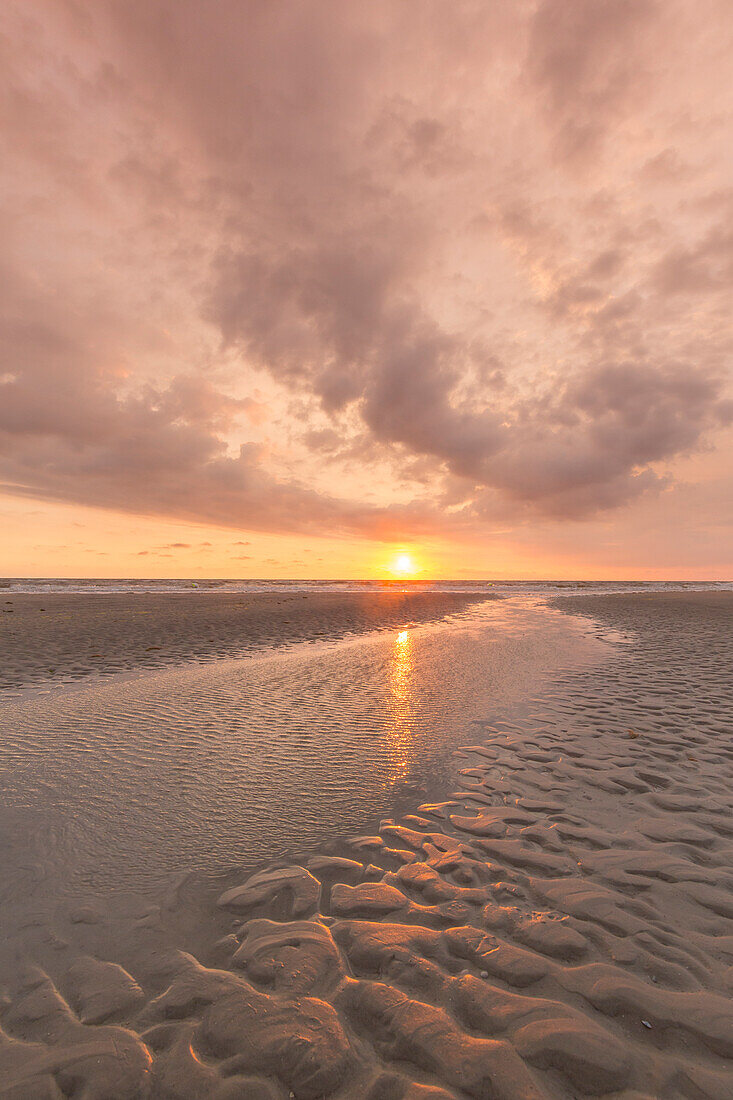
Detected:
[{"left": 1, "top": 577, "right": 730, "bottom": 596}]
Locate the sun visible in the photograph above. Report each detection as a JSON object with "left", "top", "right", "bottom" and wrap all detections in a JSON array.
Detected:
[{"left": 390, "top": 552, "right": 417, "bottom": 577}]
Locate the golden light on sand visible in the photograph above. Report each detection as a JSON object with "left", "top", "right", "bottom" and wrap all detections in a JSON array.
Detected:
[
  {"left": 388, "top": 627, "right": 415, "bottom": 780},
  {"left": 389, "top": 552, "right": 417, "bottom": 577}
]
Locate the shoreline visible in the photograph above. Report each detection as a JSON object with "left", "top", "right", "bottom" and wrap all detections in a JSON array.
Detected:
[
  {"left": 0, "top": 591, "right": 731, "bottom": 1098},
  {"left": 2, "top": 583, "right": 728, "bottom": 695}
]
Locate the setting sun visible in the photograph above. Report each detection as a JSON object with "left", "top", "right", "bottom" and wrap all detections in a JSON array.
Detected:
[{"left": 390, "top": 552, "right": 417, "bottom": 577}]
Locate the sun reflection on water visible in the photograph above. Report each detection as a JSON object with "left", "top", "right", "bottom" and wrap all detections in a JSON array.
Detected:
[{"left": 387, "top": 628, "right": 415, "bottom": 782}]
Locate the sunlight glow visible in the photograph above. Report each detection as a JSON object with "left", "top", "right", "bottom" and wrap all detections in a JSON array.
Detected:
[
  {"left": 388, "top": 628, "right": 414, "bottom": 781},
  {"left": 390, "top": 552, "right": 417, "bottom": 576}
]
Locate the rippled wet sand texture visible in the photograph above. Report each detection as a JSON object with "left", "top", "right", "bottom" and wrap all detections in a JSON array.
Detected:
[
  {"left": 1, "top": 592, "right": 732, "bottom": 1099},
  {"left": 0, "top": 590, "right": 489, "bottom": 690},
  {"left": 0, "top": 596, "right": 599, "bottom": 917}
]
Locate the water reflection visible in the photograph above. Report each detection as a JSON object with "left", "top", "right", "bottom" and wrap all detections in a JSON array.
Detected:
[
  {"left": 387, "top": 629, "right": 415, "bottom": 781},
  {"left": 0, "top": 599, "right": 604, "bottom": 899}
]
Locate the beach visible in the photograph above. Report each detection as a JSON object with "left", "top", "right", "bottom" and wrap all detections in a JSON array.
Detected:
[
  {"left": 0, "top": 588, "right": 492, "bottom": 692},
  {"left": 0, "top": 588, "right": 731, "bottom": 1098}
]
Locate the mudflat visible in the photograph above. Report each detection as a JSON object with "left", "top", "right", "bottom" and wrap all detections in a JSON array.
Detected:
[{"left": 0, "top": 591, "right": 731, "bottom": 1098}]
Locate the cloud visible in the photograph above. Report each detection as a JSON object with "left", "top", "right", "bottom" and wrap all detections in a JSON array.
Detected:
[
  {"left": 0, "top": 0, "right": 731, "bottom": 551},
  {"left": 0, "top": 258, "right": 408, "bottom": 537},
  {"left": 653, "top": 225, "right": 733, "bottom": 296},
  {"left": 486, "top": 362, "right": 730, "bottom": 517},
  {"left": 527, "top": 0, "right": 657, "bottom": 162}
]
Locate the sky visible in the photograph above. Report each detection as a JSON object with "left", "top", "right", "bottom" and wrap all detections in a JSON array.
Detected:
[{"left": 1, "top": 0, "right": 732, "bottom": 579}]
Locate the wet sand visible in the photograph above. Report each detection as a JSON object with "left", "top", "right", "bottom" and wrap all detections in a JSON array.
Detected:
[
  {"left": 0, "top": 589, "right": 489, "bottom": 691},
  {"left": 0, "top": 597, "right": 602, "bottom": 903},
  {"left": 0, "top": 591, "right": 732, "bottom": 1098}
]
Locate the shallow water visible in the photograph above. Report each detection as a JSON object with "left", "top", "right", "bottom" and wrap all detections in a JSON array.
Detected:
[{"left": 0, "top": 599, "right": 606, "bottom": 920}]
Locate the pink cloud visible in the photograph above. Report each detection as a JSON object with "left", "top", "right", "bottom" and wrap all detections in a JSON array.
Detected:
[{"left": 0, "top": 0, "right": 731, "bottom": 561}]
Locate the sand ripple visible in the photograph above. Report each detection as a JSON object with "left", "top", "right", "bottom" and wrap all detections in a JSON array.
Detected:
[{"left": 1, "top": 593, "right": 732, "bottom": 1097}]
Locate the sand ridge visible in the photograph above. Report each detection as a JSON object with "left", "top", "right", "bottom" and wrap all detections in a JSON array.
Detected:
[{"left": 0, "top": 593, "right": 732, "bottom": 1098}]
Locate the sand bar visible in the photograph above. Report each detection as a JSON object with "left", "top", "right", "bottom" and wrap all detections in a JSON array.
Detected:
[{"left": 0, "top": 589, "right": 492, "bottom": 691}]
